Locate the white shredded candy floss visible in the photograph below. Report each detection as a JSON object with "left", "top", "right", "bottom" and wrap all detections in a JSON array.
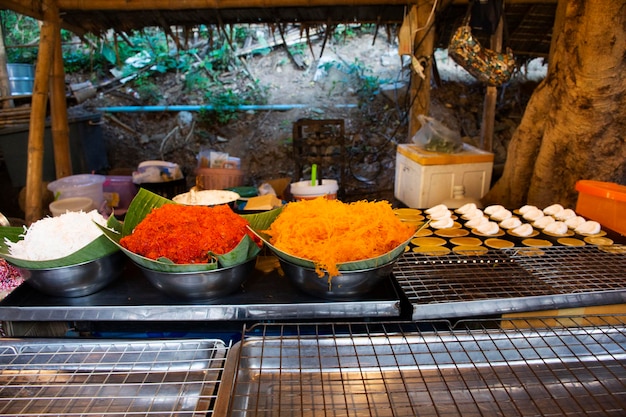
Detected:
[
  {"left": 456, "top": 203, "right": 476, "bottom": 215},
  {"left": 476, "top": 221, "right": 500, "bottom": 235},
  {"left": 575, "top": 220, "right": 601, "bottom": 235},
  {"left": 543, "top": 203, "right": 564, "bottom": 216},
  {"left": 555, "top": 208, "right": 576, "bottom": 221},
  {"left": 466, "top": 216, "right": 489, "bottom": 229},
  {"left": 544, "top": 221, "right": 568, "bottom": 235},
  {"left": 500, "top": 217, "right": 522, "bottom": 230},
  {"left": 533, "top": 216, "right": 555, "bottom": 229},
  {"left": 5, "top": 210, "right": 107, "bottom": 261},
  {"left": 462, "top": 208, "right": 484, "bottom": 220},
  {"left": 491, "top": 208, "right": 512, "bottom": 221},
  {"left": 523, "top": 208, "right": 544, "bottom": 222},
  {"left": 518, "top": 205, "right": 537, "bottom": 215},
  {"left": 512, "top": 224, "right": 534, "bottom": 237},
  {"left": 484, "top": 205, "right": 504, "bottom": 215},
  {"left": 565, "top": 215, "right": 586, "bottom": 229},
  {"left": 431, "top": 217, "right": 454, "bottom": 229},
  {"left": 425, "top": 204, "right": 448, "bottom": 215}
]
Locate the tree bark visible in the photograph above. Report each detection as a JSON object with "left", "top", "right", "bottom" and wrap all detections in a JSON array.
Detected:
[{"left": 483, "top": 0, "right": 626, "bottom": 209}]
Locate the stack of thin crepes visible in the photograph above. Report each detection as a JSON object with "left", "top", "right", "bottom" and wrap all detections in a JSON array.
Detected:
[{"left": 263, "top": 198, "right": 416, "bottom": 277}]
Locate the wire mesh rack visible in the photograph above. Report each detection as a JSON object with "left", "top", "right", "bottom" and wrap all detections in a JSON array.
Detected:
[
  {"left": 214, "top": 315, "right": 626, "bottom": 416},
  {"left": 0, "top": 338, "right": 229, "bottom": 416},
  {"left": 394, "top": 245, "right": 626, "bottom": 319}
]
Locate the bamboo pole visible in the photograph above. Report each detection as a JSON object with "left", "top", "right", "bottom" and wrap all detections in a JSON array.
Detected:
[
  {"left": 50, "top": 25, "right": 72, "bottom": 180},
  {"left": 24, "top": 0, "right": 59, "bottom": 224},
  {"left": 408, "top": 1, "right": 435, "bottom": 139},
  {"left": 0, "top": 23, "right": 14, "bottom": 109}
]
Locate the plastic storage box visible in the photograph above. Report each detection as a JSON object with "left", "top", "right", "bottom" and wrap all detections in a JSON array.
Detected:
[
  {"left": 103, "top": 176, "right": 138, "bottom": 216},
  {"left": 394, "top": 143, "right": 493, "bottom": 208},
  {"left": 575, "top": 180, "right": 626, "bottom": 236},
  {"left": 0, "top": 113, "right": 108, "bottom": 187}
]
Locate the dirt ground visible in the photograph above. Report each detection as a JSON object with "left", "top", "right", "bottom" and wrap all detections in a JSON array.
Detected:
[{"left": 0, "top": 30, "right": 538, "bottom": 220}]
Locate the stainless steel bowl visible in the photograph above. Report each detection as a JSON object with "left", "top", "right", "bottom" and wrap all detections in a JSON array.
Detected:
[
  {"left": 137, "top": 258, "right": 255, "bottom": 300},
  {"left": 17, "top": 252, "right": 126, "bottom": 297},
  {"left": 278, "top": 258, "right": 397, "bottom": 299}
]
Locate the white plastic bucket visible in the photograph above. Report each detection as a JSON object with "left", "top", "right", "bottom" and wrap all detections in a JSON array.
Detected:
[
  {"left": 290, "top": 179, "right": 338, "bottom": 201},
  {"left": 49, "top": 197, "right": 95, "bottom": 217},
  {"left": 48, "top": 174, "right": 106, "bottom": 209}
]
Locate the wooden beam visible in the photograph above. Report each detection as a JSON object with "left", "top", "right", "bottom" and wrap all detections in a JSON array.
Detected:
[
  {"left": 480, "top": 15, "right": 504, "bottom": 152},
  {"left": 24, "top": 0, "right": 59, "bottom": 224},
  {"left": 50, "top": 22, "right": 72, "bottom": 180},
  {"left": 57, "top": 0, "right": 416, "bottom": 10}
]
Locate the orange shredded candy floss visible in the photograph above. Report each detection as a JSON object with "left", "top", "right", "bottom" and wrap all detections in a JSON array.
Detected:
[
  {"left": 120, "top": 204, "right": 259, "bottom": 264},
  {"left": 263, "top": 198, "right": 416, "bottom": 277}
]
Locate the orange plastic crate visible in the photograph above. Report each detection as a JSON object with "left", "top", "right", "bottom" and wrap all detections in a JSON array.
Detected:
[{"left": 575, "top": 180, "right": 626, "bottom": 236}]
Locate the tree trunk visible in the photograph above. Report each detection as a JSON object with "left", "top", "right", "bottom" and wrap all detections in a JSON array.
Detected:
[{"left": 483, "top": 0, "right": 626, "bottom": 209}]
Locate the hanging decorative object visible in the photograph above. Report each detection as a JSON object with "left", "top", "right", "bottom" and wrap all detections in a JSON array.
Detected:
[{"left": 448, "top": 0, "right": 516, "bottom": 87}]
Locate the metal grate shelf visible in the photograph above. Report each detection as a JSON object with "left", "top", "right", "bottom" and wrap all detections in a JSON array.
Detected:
[
  {"left": 215, "top": 316, "right": 626, "bottom": 416},
  {"left": 0, "top": 338, "right": 229, "bottom": 416},
  {"left": 394, "top": 245, "right": 626, "bottom": 319}
]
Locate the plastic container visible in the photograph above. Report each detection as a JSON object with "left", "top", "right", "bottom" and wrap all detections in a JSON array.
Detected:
[
  {"left": 394, "top": 143, "right": 493, "bottom": 208},
  {"left": 49, "top": 197, "right": 94, "bottom": 217},
  {"left": 575, "top": 180, "right": 626, "bottom": 235},
  {"left": 6, "top": 63, "right": 34, "bottom": 96},
  {"left": 134, "top": 160, "right": 183, "bottom": 183},
  {"left": 47, "top": 174, "right": 106, "bottom": 209},
  {"left": 103, "top": 175, "right": 138, "bottom": 215},
  {"left": 0, "top": 113, "right": 108, "bottom": 187},
  {"left": 140, "top": 178, "right": 187, "bottom": 200},
  {"left": 196, "top": 167, "right": 244, "bottom": 190},
  {"left": 439, "top": 185, "right": 483, "bottom": 209},
  {"left": 290, "top": 179, "right": 338, "bottom": 201}
]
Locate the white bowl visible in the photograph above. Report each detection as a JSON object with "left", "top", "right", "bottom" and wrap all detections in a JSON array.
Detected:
[
  {"left": 49, "top": 197, "right": 94, "bottom": 217},
  {"left": 173, "top": 189, "right": 240, "bottom": 206}
]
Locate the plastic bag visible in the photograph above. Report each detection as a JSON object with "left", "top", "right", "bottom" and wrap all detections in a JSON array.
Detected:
[{"left": 411, "top": 115, "right": 463, "bottom": 153}]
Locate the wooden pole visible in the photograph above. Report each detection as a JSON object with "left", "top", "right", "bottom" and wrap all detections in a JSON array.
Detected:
[
  {"left": 0, "top": 23, "right": 14, "bottom": 109},
  {"left": 479, "top": 15, "right": 504, "bottom": 152},
  {"left": 50, "top": 24, "right": 72, "bottom": 179},
  {"left": 408, "top": 1, "right": 435, "bottom": 139},
  {"left": 24, "top": 0, "right": 59, "bottom": 224}
]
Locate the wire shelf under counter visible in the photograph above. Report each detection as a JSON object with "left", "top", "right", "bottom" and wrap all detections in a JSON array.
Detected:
[
  {"left": 394, "top": 245, "right": 626, "bottom": 320},
  {"left": 0, "top": 338, "right": 228, "bottom": 416},
  {"left": 214, "top": 315, "right": 626, "bottom": 416}
]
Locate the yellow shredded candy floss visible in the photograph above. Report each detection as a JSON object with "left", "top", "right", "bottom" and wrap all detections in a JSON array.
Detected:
[{"left": 263, "top": 198, "right": 415, "bottom": 277}]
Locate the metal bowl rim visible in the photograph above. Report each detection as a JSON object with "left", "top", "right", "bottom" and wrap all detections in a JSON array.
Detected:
[
  {"left": 14, "top": 251, "right": 122, "bottom": 272},
  {"left": 135, "top": 257, "right": 256, "bottom": 275},
  {"left": 278, "top": 256, "right": 399, "bottom": 274}
]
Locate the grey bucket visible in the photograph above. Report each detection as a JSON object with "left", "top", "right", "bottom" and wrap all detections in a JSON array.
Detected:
[{"left": 7, "top": 64, "right": 34, "bottom": 95}]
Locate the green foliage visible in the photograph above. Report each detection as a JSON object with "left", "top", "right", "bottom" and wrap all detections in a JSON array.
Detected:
[
  {"left": 184, "top": 70, "right": 212, "bottom": 93},
  {"left": 200, "top": 79, "right": 269, "bottom": 125},
  {"left": 346, "top": 58, "right": 381, "bottom": 103},
  {"left": 1, "top": 10, "right": 39, "bottom": 63},
  {"left": 62, "top": 49, "right": 109, "bottom": 75},
  {"left": 288, "top": 42, "right": 306, "bottom": 56},
  {"left": 132, "top": 72, "right": 162, "bottom": 104},
  {"left": 332, "top": 24, "right": 357, "bottom": 44}
]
